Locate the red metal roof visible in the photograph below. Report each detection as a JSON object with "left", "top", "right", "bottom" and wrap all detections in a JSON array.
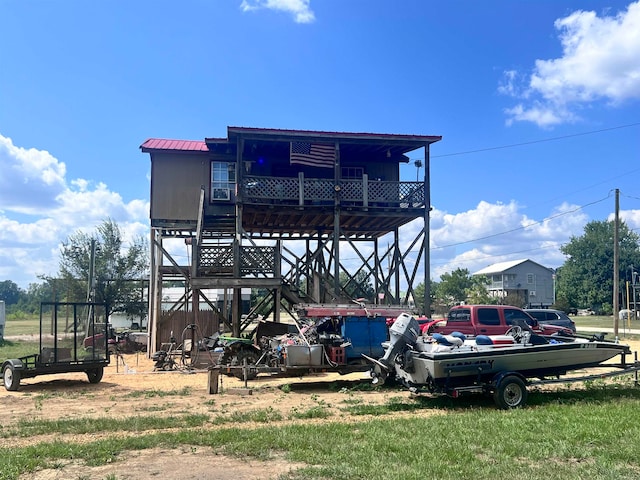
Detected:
[
  {"left": 140, "top": 138, "right": 208, "bottom": 152},
  {"left": 142, "top": 127, "right": 442, "bottom": 154}
]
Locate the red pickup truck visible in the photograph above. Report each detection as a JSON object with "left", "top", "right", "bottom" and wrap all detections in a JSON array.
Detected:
[{"left": 422, "top": 305, "right": 574, "bottom": 337}]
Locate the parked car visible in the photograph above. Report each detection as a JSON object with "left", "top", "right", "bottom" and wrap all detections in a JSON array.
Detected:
[
  {"left": 423, "top": 305, "right": 574, "bottom": 337},
  {"left": 524, "top": 308, "right": 577, "bottom": 333}
]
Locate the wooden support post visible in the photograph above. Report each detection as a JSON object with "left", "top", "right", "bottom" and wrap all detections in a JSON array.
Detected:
[{"left": 208, "top": 368, "right": 220, "bottom": 394}]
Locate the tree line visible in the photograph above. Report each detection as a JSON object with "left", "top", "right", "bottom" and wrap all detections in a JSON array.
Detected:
[
  {"left": 415, "top": 220, "right": 640, "bottom": 315},
  {"left": 1, "top": 219, "right": 639, "bottom": 319}
]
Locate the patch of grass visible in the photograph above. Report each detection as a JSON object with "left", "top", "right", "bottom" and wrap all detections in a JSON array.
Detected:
[
  {"left": 3, "top": 315, "right": 39, "bottom": 336},
  {"left": 121, "top": 387, "right": 192, "bottom": 398},
  {"left": 280, "top": 383, "right": 291, "bottom": 393},
  {"left": 0, "top": 339, "right": 39, "bottom": 362},
  {"left": 327, "top": 381, "right": 377, "bottom": 392},
  {"left": 213, "top": 407, "right": 283, "bottom": 425},
  {"left": 0, "top": 414, "right": 209, "bottom": 439},
  {"left": 288, "top": 405, "right": 331, "bottom": 420},
  {"left": 135, "top": 405, "right": 170, "bottom": 413},
  {"left": 342, "top": 399, "right": 418, "bottom": 416}
]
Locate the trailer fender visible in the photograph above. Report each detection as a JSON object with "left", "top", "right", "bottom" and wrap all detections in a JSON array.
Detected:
[{"left": 2, "top": 358, "right": 25, "bottom": 372}]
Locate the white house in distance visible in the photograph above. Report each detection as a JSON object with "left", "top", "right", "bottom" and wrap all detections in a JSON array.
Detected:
[{"left": 473, "top": 259, "right": 555, "bottom": 308}]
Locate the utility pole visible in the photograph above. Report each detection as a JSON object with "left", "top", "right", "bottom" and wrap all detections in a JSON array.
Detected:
[{"left": 613, "top": 189, "right": 620, "bottom": 338}]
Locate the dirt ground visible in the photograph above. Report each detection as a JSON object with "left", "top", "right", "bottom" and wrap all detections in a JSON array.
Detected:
[
  {"left": 0, "top": 350, "right": 414, "bottom": 480},
  {"left": 2, "top": 338, "right": 639, "bottom": 480}
]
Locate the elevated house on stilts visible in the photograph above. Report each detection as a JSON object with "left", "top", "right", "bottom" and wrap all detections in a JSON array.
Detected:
[{"left": 141, "top": 127, "right": 441, "bottom": 353}]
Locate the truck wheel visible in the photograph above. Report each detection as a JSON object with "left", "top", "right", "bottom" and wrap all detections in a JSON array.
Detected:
[
  {"left": 86, "top": 367, "right": 104, "bottom": 384},
  {"left": 493, "top": 375, "right": 527, "bottom": 409},
  {"left": 230, "top": 350, "right": 259, "bottom": 380},
  {"left": 3, "top": 364, "right": 21, "bottom": 391}
]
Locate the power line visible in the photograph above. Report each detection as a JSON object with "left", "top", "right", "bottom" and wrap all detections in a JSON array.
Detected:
[
  {"left": 431, "top": 194, "right": 611, "bottom": 250},
  {"left": 622, "top": 192, "right": 640, "bottom": 202},
  {"left": 430, "top": 244, "right": 561, "bottom": 267},
  {"left": 427, "top": 122, "right": 640, "bottom": 159}
]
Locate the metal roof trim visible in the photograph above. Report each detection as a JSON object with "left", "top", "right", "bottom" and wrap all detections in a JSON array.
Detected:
[{"left": 140, "top": 138, "right": 209, "bottom": 152}]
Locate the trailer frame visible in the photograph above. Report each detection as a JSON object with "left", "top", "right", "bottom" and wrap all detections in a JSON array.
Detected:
[{"left": 2, "top": 302, "right": 110, "bottom": 391}]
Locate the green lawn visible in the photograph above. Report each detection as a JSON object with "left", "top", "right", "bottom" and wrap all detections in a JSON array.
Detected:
[
  {"left": 2, "top": 314, "right": 40, "bottom": 336},
  {"left": 1, "top": 389, "right": 640, "bottom": 480}
]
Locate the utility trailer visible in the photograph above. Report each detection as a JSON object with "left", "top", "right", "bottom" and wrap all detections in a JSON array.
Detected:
[{"left": 2, "top": 302, "right": 110, "bottom": 391}]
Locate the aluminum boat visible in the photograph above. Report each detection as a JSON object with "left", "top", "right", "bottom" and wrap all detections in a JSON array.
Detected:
[{"left": 367, "top": 313, "right": 632, "bottom": 393}]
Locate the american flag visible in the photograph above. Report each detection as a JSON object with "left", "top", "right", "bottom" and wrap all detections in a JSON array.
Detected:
[{"left": 290, "top": 142, "right": 335, "bottom": 168}]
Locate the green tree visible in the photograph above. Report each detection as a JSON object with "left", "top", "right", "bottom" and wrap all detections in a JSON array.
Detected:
[
  {"left": 339, "top": 271, "right": 375, "bottom": 302},
  {"left": 412, "top": 280, "right": 437, "bottom": 315},
  {"left": 0, "top": 280, "right": 22, "bottom": 305},
  {"left": 465, "top": 275, "right": 494, "bottom": 305},
  {"left": 11, "top": 279, "right": 57, "bottom": 315},
  {"left": 556, "top": 220, "right": 640, "bottom": 313},
  {"left": 58, "top": 219, "right": 148, "bottom": 317},
  {"left": 435, "top": 268, "right": 474, "bottom": 307}
]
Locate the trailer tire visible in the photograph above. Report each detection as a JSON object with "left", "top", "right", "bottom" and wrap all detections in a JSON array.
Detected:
[
  {"left": 86, "top": 367, "right": 104, "bottom": 384},
  {"left": 493, "top": 375, "right": 527, "bottom": 409},
  {"left": 230, "top": 350, "right": 259, "bottom": 380},
  {"left": 3, "top": 364, "right": 21, "bottom": 391}
]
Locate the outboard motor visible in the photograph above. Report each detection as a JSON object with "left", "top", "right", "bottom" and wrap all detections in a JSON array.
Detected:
[{"left": 368, "top": 313, "right": 420, "bottom": 384}]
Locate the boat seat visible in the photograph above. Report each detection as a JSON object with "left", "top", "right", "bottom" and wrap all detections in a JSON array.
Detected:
[
  {"left": 476, "top": 335, "right": 493, "bottom": 345},
  {"left": 529, "top": 335, "right": 548, "bottom": 345},
  {"left": 432, "top": 333, "right": 463, "bottom": 347}
]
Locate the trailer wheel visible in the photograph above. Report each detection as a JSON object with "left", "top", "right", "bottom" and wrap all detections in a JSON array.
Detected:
[
  {"left": 493, "top": 375, "right": 527, "bottom": 409},
  {"left": 86, "top": 367, "right": 104, "bottom": 384},
  {"left": 3, "top": 364, "right": 21, "bottom": 391},
  {"left": 230, "top": 350, "right": 259, "bottom": 380}
]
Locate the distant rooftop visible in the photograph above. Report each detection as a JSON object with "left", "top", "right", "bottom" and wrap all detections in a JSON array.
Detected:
[{"left": 474, "top": 259, "right": 551, "bottom": 275}]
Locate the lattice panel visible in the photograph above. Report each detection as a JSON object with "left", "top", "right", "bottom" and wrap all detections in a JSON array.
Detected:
[
  {"left": 303, "top": 179, "right": 334, "bottom": 201},
  {"left": 398, "top": 182, "right": 424, "bottom": 207},
  {"left": 244, "top": 177, "right": 299, "bottom": 202},
  {"left": 240, "top": 246, "right": 276, "bottom": 274},
  {"left": 340, "top": 181, "right": 364, "bottom": 201},
  {"left": 367, "top": 181, "right": 400, "bottom": 202},
  {"left": 199, "top": 246, "right": 233, "bottom": 269}
]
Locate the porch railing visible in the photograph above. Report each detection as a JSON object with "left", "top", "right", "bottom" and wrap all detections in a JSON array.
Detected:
[{"left": 242, "top": 174, "right": 425, "bottom": 208}]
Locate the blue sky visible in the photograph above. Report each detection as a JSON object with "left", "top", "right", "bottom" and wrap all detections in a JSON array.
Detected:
[{"left": 1, "top": 0, "right": 639, "bottom": 289}]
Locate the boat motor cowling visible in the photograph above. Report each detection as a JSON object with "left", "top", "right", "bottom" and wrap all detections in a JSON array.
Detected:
[
  {"left": 380, "top": 313, "right": 420, "bottom": 369},
  {"left": 367, "top": 313, "right": 420, "bottom": 385}
]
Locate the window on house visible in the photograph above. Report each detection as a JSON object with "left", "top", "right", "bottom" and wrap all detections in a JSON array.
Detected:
[
  {"left": 527, "top": 273, "right": 535, "bottom": 284},
  {"left": 211, "top": 162, "right": 235, "bottom": 201},
  {"left": 341, "top": 167, "right": 364, "bottom": 179}
]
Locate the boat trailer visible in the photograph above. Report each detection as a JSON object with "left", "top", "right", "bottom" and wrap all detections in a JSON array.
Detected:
[{"left": 413, "top": 349, "right": 640, "bottom": 409}]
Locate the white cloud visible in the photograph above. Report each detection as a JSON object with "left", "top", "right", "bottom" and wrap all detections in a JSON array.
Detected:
[
  {"left": 501, "top": 1, "right": 640, "bottom": 127},
  {"left": 0, "top": 135, "right": 67, "bottom": 213},
  {"left": 429, "top": 200, "right": 590, "bottom": 280},
  {"left": 0, "top": 134, "right": 149, "bottom": 288},
  {"left": 240, "top": 0, "right": 315, "bottom": 23},
  {"left": 610, "top": 209, "right": 640, "bottom": 231}
]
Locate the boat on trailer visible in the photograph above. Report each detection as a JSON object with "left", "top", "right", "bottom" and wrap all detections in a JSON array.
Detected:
[{"left": 366, "top": 313, "right": 640, "bottom": 409}]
